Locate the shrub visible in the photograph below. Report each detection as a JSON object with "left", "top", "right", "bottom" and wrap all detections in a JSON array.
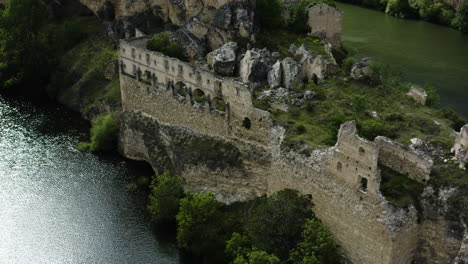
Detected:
[
  {"left": 380, "top": 165, "right": 424, "bottom": 208},
  {"left": 296, "top": 124, "right": 307, "bottom": 134},
  {"left": 176, "top": 192, "right": 227, "bottom": 259},
  {"left": 289, "top": 0, "right": 311, "bottom": 33},
  {"left": 341, "top": 57, "right": 356, "bottom": 75},
  {"left": 439, "top": 107, "right": 466, "bottom": 131},
  {"left": 147, "top": 171, "right": 184, "bottom": 224},
  {"left": 255, "top": 0, "right": 284, "bottom": 29},
  {"left": 147, "top": 32, "right": 186, "bottom": 61},
  {"left": 289, "top": 219, "right": 340, "bottom": 264},
  {"left": 234, "top": 250, "right": 281, "bottom": 264},
  {"left": 246, "top": 189, "right": 312, "bottom": 260},
  {"left": 359, "top": 119, "right": 393, "bottom": 140},
  {"left": 78, "top": 113, "right": 120, "bottom": 152},
  {"left": 452, "top": 0, "right": 468, "bottom": 32}
]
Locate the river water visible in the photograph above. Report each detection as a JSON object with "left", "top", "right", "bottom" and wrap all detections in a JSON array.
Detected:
[
  {"left": 338, "top": 3, "right": 468, "bottom": 118},
  {"left": 0, "top": 96, "right": 182, "bottom": 263}
]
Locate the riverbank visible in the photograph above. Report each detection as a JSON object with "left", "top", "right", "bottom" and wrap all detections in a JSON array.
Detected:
[
  {"left": 338, "top": 2, "right": 468, "bottom": 119},
  {"left": 336, "top": 0, "right": 467, "bottom": 32}
]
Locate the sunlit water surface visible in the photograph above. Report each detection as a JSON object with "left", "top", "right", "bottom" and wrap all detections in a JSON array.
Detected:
[
  {"left": 0, "top": 96, "right": 182, "bottom": 263},
  {"left": 339, "top": 3, "right": 468, "bottom": 118}
]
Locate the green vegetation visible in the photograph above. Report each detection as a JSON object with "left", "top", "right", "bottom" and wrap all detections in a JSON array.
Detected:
[
  {"left": 78, "top": 114, "right": 120, "bottom": 152},
  {"left": 289, "top": 219, "right": 340, "bottom": 264},
  {"left": 430, "top": 162, "right": 468, "bottom": 221},
  {"left": 337, "top": 0, "right": 468, "bottom": 32},
  {"left": 146, "top": 32, "right": 186, "bottom": 61},
  {"left": 49, "top": 37, "right": 121, "bottom": 117},
  {"left": 176, "top": 192, "right": 230, "bottom": 262},
  {"left": 245, "top": 189, "right": 312, "bottom": 259},
  {"left": 256, "top": 64, "right": 457, "bottom": 149},
  {"left": 148, "top": 171, "right": 184, "bottom": 224},
  {"left": 379, "top": 165, "right": 424, "bottom": 207},
  {"left": 256, "top": 29, "right": 330, "bottom": 60},
  {"left": 255, "top": 0, "right": 284, "bottom": 29},
  {"left": 0, "top": 0, "right": 93, "bottom": 93}
]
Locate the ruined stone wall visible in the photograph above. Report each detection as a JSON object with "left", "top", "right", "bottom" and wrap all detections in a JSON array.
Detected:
[
  {"left": 308, "top": 4, "right": 343, "bottom": 47},
  {"left": 267, "top": 122, "right": 420, "bottom": 264},
  {"left": 375, "top": 136, "right": 433, "bottom": 183},
  {"left": 119, "top": 38, "right": 272, "bottom": 146},
  {"left": 118, "top": 40, "right": 424, "bottom": 264}
]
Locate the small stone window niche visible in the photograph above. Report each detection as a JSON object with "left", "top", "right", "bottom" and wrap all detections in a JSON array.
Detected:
[
  {"left": 243, "top": 117, "right": 251, "bottom": 130},
  {"left": 360, "top": 177, "right": 368, "bottom": 193},
  {"left": 359, "top": 147, "right": 365, "bottom": 156},
  {"left": 337, "top": 162, "right": 343, "bottom": 172}
]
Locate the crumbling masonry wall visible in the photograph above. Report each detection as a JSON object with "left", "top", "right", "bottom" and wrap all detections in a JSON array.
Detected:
[
  {"left": 119, "top": 39, "right": 427, "bottom": 264},
  {"left": 375, "top": 136, "right": 433, "bottom": 183},
  {"left": 308, "top": 4, "right": 343, "bottom": 47}
]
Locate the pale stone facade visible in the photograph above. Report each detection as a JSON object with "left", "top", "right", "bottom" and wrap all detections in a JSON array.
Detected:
[
  {"left": 308, "top": 4, "right": 343, "bottom": 48},
  {"left": 115, "top": 37, "right": 463, "bottom": 264},
  {"left": 451, "top": 124, "right": 468, "bottom": 169}
]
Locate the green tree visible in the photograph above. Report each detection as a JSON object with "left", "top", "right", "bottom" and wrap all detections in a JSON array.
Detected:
[
  {"left": 176, "top": 192, "right": 227, "bottom": 259},
  {"left": 246, "top": 189, "right": 312, "bottom": 260},
  {"left": 359, "top": 118, "right": 393, "bottom": 140},
  {"left": 255, "top": 0, "right": 284, "bottom": 29},
  {"left": 0, "top": 0, "right": 51, "bottom": 91},
  {"left": 147, "top": 171, "right": 184, "bottom": 224},
  {"left": 233, "top": 250, "right": 281, "bottom": 264},
  {"left": 78, "top": 114, "right": 120, "bottom": 152},
  {"left": 452, "top": 0, "right": 468, "bottom": 32},
  {"left": 146, "top": 32, "right": 186, "bottom": 61},
  {"left": 289, "top": 219, "right": 340, "bottom": 264}
]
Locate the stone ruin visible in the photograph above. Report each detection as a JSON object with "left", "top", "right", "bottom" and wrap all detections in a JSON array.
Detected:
[{"left": 308, "top": 3, "right": 343, "bottom": 48}]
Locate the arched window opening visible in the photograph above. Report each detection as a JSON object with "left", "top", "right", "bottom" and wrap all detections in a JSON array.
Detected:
[
  {"left": 359, "top": 147, "right": 365, "bottom": 156},
  {"left": 243, "top": 117, "right": 251, "bottom": 130},
  {"left": 312, "top": 74, "right": 318, "bottom": 85},
  {"left": 212, "top": 97, "right": 226, "bottom": 112},
  {"left": 360, "top": 177, "right": 368, "bottom": 193},
  {"left": 175, "top": 82, "right": 188, "bottom": 97},
  {"left": 144, "top": 70, "right": 152, "bottom": 80},
  {"left": 193, "top": 89, "right": 207, "bottom": 105},
  {"left": 337, "top": 162, "right": 342, "bottom": 172}
]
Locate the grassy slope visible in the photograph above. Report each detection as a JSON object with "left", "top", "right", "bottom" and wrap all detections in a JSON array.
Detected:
[{"left": 48, "top": 17, "right": 120, "bottom": 119}]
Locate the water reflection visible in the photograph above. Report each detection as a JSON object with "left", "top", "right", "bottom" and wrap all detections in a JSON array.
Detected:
[{"left": 0, "top": 96, "right": 182, "bottom": 263}]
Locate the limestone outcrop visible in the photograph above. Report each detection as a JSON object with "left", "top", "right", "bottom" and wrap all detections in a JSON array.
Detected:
[
  {"left": 206, "top": 41, "right": 238, "bottom": 76},
  {"left": 351, "top": 57, "right": 373, "bottom": 80},
  {"left": 407, "top": 86, "right": 428, "bottom": 105},
  {"left": 267, "top": 60, "right": 282, "bottom": 89},
  {"left": 281, "top": 57, "right": 303, "bottom": 90},
  {"left": 451, "top": 124, "right": 468, "bottom": 169},
  {"left": 239, "top": 49, "right": 272, "bottom": 83}
]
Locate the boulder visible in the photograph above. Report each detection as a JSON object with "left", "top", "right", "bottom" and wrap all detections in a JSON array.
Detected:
[
  {"left": 281, "top": 57, "right": 302, "bottom": 89},
  {"left": 170, "top": 29, "right": 207, "bottom": 61},
  {"left": 451, "top": 124, "right": 468, "bottom": 169},
  {"left": 407, "top": 85, "right": 428, "bottom": 105},
  {"left": 206, "top": 42, "right": 238, "bottom": 76},
  {"left": 239, "top": 49, "right": 272, "bottom": 83},
  {"left": 351, "top": 57, "right": 372, "bottom": 80},
  {"left": 304, "top": 90, "right": 314, "bottom": 100},
  {"left": 288, "top": 44, "right": 298, "bottom": 55},
  {"left": 267, "top": 60, "right": 282, "bottom": 88}
]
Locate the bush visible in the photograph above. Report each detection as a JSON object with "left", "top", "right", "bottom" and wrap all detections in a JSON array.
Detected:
[
  {"left": 380, "top": 165, "right": 424, "bottom": 208},
  {"left": 176, "top": 192, "right": 228, "bottom": 260},
  {"left": 147, "top": 32, "right": 186, "bottom": 61},
  {"left": 452, "top": 0, "right": 468, "bottom": 32},
  {"left": 78, "top": 113, "right": 120, "bottom": 152},
  {"left": 289, "top": 219, "right": 340, "bottom": 264},
  {"left": 227, "top": 233, "right": 281, "bottom": 264},
  {"left": 234, "top": 250, "right": 281, "bottom": 264},
  {"left": 256, "top": 0, "right": 284, "bottom": 29},
  {"left": 289, "top": 0, "right": 311, "bottom": 33},
  {"left": 359, "top": 119, "right": 393, "bottom": 140},
  {"left": 439, "top": 107, "right": 466, "bottom": 131},
  {"left": 147, "top": 171, "right": 184, "bottom": 224},
  {"left": 246, "top": 189, "right": 312, "bottom": 260},
  {"left": 341, "top": 57, "right": 356, "bottom": 75}
]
